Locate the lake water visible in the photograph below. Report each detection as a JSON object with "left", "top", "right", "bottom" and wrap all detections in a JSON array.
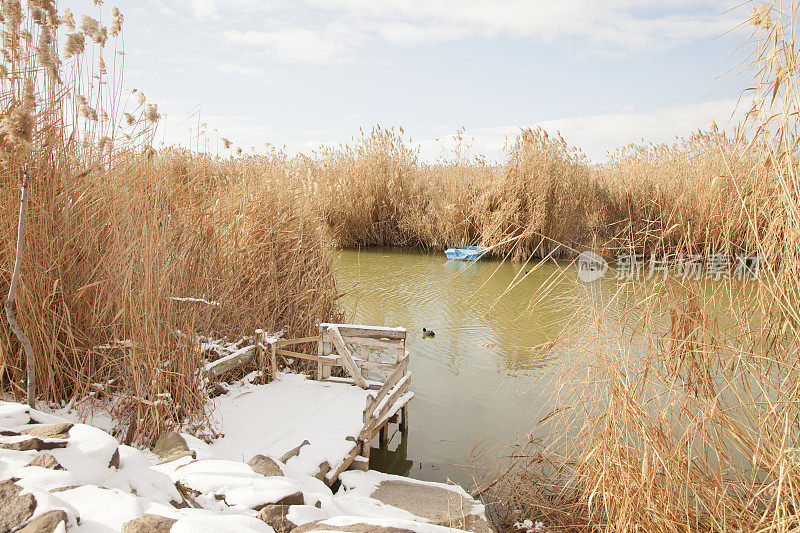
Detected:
[{"left": 333, "top": 247, "right": 580, "bottom": 489}]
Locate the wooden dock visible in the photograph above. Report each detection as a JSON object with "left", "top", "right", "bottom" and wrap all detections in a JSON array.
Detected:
[{"left": 205, "top": 322, "right": 413, "bottom": 484}]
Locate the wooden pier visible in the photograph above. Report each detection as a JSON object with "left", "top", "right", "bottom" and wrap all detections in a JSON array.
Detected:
[{"left": 205, "top": 322, "right": 412, "bottom": 484}]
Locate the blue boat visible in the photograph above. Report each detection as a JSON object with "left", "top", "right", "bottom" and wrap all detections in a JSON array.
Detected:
[{"left": 444, "top": 245, "right": 489, "bottom": 261}]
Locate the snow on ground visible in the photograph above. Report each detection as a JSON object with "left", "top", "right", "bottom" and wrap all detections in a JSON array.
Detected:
[
  {"left": 207, "top": 372, "right": 372, "bottom": 476},
  {"left": 1, "top": 371, "right": 494, "bottom": 532}
]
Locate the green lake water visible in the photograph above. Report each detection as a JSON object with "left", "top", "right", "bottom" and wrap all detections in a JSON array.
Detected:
[
  {"left": 333, "top": 248, "right": 578, "bottom": 489},
  {"left": 333, "top": 248, "right": 763, "bottom": 491}
]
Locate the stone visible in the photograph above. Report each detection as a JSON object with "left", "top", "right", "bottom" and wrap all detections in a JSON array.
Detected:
[
  {"left": 18, "top": 509, "right": 68, "bottom": 532},
  {"left": 247, "top": 454, "right": 283, "bottom": 477},
  {"left": 109, "top": 448, "right": 120, "bottom": 469},
  {"left": 314, "top": 461, "right": 331, "bottom": 482},
  {"left": 365, "top": 479, "right": 495, "bottom": 533},
  {"left": 26, "top": 453, "right": 65, "bottom": 471},
  {"left": 275, "top": 491, "right": 304, "bottom": 506},
  {"left": 21, "top": 424, "right": 73, "bottom": 440},
  {"left": 252, "top": 491, "right": 304, "bottom": 511},
  {"left": 208, "top": 382, "right": 228, "bottom": 398},
  {"left": 256, "top": 504, "right": 297, "bottom": 533},
  {"left": 153, "top": 432, "right": 196, "bottom": 463},
  {"left": 279, "top": 440, "right": 309, "bottom": 463},
  {"left": 290, "top": 520, "right": 420, "bottom": 533},
  {"left": 50, "top": 486, "right": 80, "bottom": 493},
  {"left": 0, "top": 438, "right": 67, "bottom": 452},
  {"left": 0, "top": 479, "right": 37, "bottom": 532},
  {"left": 121, "top": 514, "right": 177, "bottom": 533}
]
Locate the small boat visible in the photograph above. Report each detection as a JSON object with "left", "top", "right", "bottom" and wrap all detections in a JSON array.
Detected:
[{"left": 444, "top": 245, "right": 488, "bottom": 261}]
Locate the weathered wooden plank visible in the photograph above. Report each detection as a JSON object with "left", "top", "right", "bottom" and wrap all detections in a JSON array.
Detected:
[
  {"left": 328, "top": 325, "right": 368, "bottom": 389},
  {"left": 327, "top": 440, "right": 361, "bottom": 483},
  {"left": 275, "top": 336, "right": 320, "bottom": 347},
  {"left": 275, "top": 348, "right": 338, "bottom": 365},
  {"left": 205, "top": 345, "right": 256, "bottom": 378},
  {"left": 324, "top": 377, "right": 382, "bottom": 390},
  {"left": 341, "top": 336, "right": 404, "bottom": 349},
  {"left": 362, "top": 378, "right": 412, "bottom": 438},
  {"left": 363, "top": 355, "right": 409, "bottom": 422},
  {"left": 320, "top": 323, "right": 407, "bottom": 341},
  {"left": 364, "top": 392, "right": 414, "bottom": 442},
  {"left": 355, "top": 359, "right": 397, "bottom": 372}
]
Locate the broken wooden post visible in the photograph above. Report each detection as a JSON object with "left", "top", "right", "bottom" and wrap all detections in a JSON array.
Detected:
[
  {"left": 268, "top": 337, "right": 277, "bottom": 380},
  {"left": 255, "top": 329, "right": 265, "bottom": 382},
  {"left": 328, "top": 325, "right": 368, "bottom": 389}
]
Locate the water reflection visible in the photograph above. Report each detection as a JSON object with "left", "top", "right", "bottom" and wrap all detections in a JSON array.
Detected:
[{"left": 334, "top": 247, "right": 572, "bottom": 488}]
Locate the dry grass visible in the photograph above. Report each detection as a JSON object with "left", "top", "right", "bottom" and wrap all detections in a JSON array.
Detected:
[
  {"left": 287, "top": 124, "right": 763, "bottom": 263},
  {"left": 0, "top": 2, "right": 340, "bottom": 444},
  {"left": 482, "top": 3, "right": 800, "bottom": 532}
]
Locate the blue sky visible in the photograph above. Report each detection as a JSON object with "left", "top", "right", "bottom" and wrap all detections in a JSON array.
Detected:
[{"left": 77, "top": 0, "right": 753, "bottom": 161}]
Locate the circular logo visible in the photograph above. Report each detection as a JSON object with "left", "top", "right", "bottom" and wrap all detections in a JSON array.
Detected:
[{"left": 577, "top": 251, "right": 608, "bottom": 283}]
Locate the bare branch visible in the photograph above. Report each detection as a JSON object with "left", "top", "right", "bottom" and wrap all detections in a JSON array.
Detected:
[{"left": 5, "top": 164, "right": 35, "bottom": 408}]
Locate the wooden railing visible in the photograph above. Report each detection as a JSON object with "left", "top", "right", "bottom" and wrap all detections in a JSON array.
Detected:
[
  {"left": 204, "top": 322, "right": 412, "bottom": 476},
  {"left": 206, "top": 323, "right": 408, "bottom": 390}
]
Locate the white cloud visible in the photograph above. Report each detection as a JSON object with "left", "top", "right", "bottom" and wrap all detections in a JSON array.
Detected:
[
  {"left": 417, "top": 98, "right": 748, "bottom": 162},
  {"left": 186, "top": 0, "right": 218, "bottom": 18},
  {"left": 161, "top": 0, "right": 744, "bottom": 65},
  {"left": 308, "top": 0, "right": 741, "bottom": 50},
  {"left": 222, "top": 28, "right": 353, "bottom": 64},
  {"left": 214, "top": 63, "right": 270, "bottom": 78}
]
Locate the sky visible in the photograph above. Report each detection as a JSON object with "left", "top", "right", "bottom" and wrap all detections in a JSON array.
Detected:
[{"left": 72, "top": 0, "right": 756, "bottom": 162}]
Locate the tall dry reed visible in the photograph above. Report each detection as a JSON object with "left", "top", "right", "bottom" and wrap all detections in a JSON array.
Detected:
[
  {"left": 0, "top": 1, "right": 340, "bottom": 444},
  {"left": 483, "top": 3, "right": 800, "bottom": 532}
]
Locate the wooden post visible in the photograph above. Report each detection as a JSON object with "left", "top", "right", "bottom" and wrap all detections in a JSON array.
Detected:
[
  {"left": 254, "top": 330, "right": 264, "bottom": 382},
  {"left": 316, "top": 324, "right": 324, "bottom": 380},
  {"left": 400, "top": 405, "right": 409, "bottom": 433},
  {"left": 379, "top": 426, "right": 388, "bottom": 448},
  {"left": 268, "top": 338, "right": 277, "bottom": 380},
  {"left": 360, "top": 343, "right": 370, "bottom": 380}
]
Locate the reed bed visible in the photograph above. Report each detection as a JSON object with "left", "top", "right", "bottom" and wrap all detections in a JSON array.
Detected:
[
  {"left": 0, "top": 1, "right": 340, "bottom": 444},
  {"left": 483, "top": 3, "right": 800, "bottom": 532},
  {"left": 290, "top": 125, "right": 762, "bottom": 262}
]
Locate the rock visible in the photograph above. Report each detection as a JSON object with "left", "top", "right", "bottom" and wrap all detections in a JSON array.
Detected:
[
  {"left": 1, "top": 429, "right": 20, "bottom": 436},
  {"left": 18, "top": 509, "right": 68, "bottom": 532},
  {"left": 21, "top": 423, "right": 73, "bottom": 439},
  {"left": 153, "top": 432, "right": 196, "bottom": 463},
  {"left": 465, "top": 515, "right": 496, "bottom": 533},
  {"left": 208, "top": 382, "right": 228, "bottom": 398},
  {"left": 276, "top": 491, "right": 304, "bottom": 506},
  {"left": 121, "top": 514, "right": 177, "bottom": 533},
  {"left": 26, "top": 453, "right": 65, "bottom": 471},
  {"left": 248, "top": 454, "right": 283, "bottom": 477},
  {"left": 256, "top": 504, "right": 297, "bottom": 533},
  {"left": 314, "top": 461, "right": 331, "bottom": 482},
  {"left": 359, "top": 478, "right": 495, "bottom": 533},
  {"left": 109, "top": 448, "right": 120, "bottom": 469},
  {"left": 290, "top": 520, "right": 419, "bottom": 533},
  {"left": 0, "top": 437, "right": 67, "bottom": 452},
  {"left": 252, "top": 491, "right": 304, "bottom": 511},
  {"left": 49, "top": 485, "right": 81, "bottom": 493},
  {"left": 0, "top": 479, "right": 37, "bottom": 532},
  {"left": 279, "top": 440, "right": 310, "bottom": 463}
]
